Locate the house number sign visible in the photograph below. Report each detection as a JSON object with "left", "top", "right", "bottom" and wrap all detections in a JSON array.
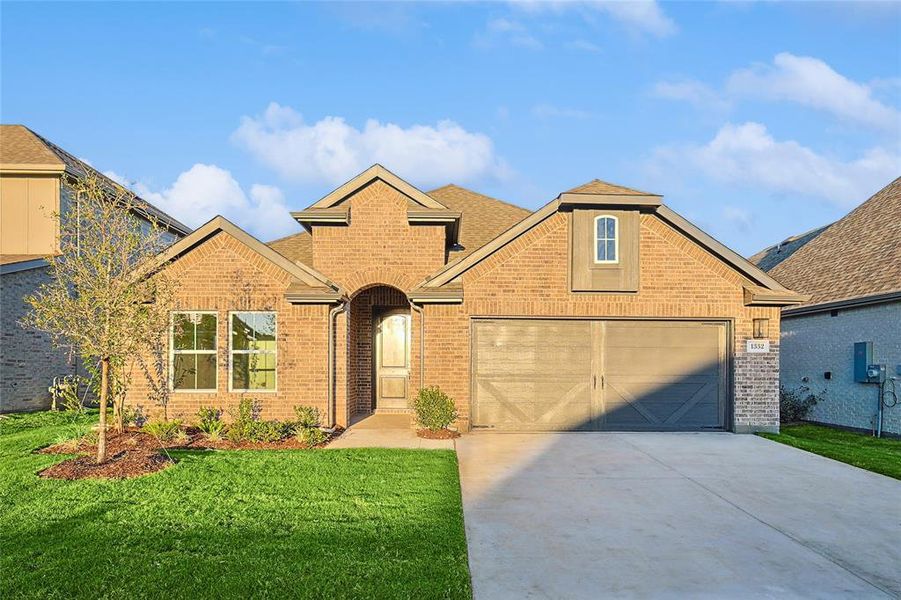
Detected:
[{"left": 746, "top": 339, "right": 770, "bottom": 353}]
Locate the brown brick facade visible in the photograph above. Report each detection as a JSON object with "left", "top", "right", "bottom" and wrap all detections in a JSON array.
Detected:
[
  {"left": 421, "top": 212, "right": 781, "bottom": 432},
  {"left": 125, "top": 176, "right": 783, "bottom": 433}
]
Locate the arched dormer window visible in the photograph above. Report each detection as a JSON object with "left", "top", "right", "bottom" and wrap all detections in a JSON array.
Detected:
[{"left": 594, "top": 215, "right": 618, "bottom": 264}]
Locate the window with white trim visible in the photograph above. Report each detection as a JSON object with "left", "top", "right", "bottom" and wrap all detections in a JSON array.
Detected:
[
  {"left": 171, "top": 312, "right": 218, "bottom": 391},
  {"left": 230, "top": 311, "right": 277, "bottom": 391},
  {"left": 594, "top": 215, "right": 618, "bottom": 263}
]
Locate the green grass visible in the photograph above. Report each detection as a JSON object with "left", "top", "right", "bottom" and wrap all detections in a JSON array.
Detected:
[
  {"left": 0, "top": 411, "right": 472, "bottom": 599},
  {"left": 759, "top": 423, "right": 901, "bottom": 480}
]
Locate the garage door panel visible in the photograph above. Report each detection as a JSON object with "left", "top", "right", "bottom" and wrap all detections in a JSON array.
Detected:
[{"left": 472, "top": 319, "right": 728, "bottom": 432}]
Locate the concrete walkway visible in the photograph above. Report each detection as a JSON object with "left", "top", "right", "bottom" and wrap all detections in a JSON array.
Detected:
[
  {"left": 457, "top": 432, "right": 901, "bottom": 599},
  {"left": 327, "top": 413, "right": 455, "bottom": 449}
]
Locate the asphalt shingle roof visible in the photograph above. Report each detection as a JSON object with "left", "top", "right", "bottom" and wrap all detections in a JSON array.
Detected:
[{"left": 765, "top": 177, "right": 901, "bottom": 307}]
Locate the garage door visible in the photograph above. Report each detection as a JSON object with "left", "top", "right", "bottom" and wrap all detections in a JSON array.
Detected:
[{"left": 472, "top": 319, "right": 728, "bottom": 431}]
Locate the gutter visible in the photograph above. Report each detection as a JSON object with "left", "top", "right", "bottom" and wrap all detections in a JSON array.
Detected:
[
  {"left": 782, "top": 290, "right": 901, "bottom": 318},
  {"left": 327, "top": 300, "right": 348, "bottom": 428}
]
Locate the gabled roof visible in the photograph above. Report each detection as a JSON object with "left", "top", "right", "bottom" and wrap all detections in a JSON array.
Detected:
[
  {"left": 416, "top": 183, "right": 802, "bottom": 303},
  {"left": 749, "top": 224, "right": 831, "bottom": 272},
  {"left": 0, "top": 125, "right": 191, "bottom": 237},
  {"left": 304, "top": 164, "right": 447, "bottom": 211},
  {"left": 768, "top": 177, "right": 901, "bottom": 309},
  {"left": 156, "top": 216, "right": 343, "bottom": 302}
]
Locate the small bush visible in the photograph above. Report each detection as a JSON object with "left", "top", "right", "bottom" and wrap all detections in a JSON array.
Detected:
[
  {"left": 143, "top": 419, "right": 183, "bottom": 442},
  {"left": 250, "top": 420, "right": 291, "bottom": 443},
  {"left": 779, "top": 385, "right": 821, "bottom": 423},
  {"left": 293, "top": 405, "right": 321, "bottom": 429},
  {"left": 122, "top": 405, "right": 146, "bottom": 428},
  {"left": 296, "top": 426, "right": 327, "bottom": 448},
  {"left": 48, "top": 375, "right": 84, "bottom": 413},
  {"left": 227, "top": 398, "right": 262, "bottom": 442},
  {"left": 197, "top": 407, "right": 225, "bottom": 440},
  {"left": 412, "top": 386, "right": 458, "bottom": 431}
]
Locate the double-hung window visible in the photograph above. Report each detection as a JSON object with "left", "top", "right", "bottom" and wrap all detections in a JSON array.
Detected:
[
  {"left": 594, "top": 215, "right": 619, "bottom": 264},
  {"left": 230, "top": 311, "right": 277, "bottom": 391},
  {"left": 171, "top": 311, "right": 218, "bottom": 391}
]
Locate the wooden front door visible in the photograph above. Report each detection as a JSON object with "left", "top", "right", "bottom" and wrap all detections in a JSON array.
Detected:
[{"left": 374, "top": 309, "right": 411, "bottom": 410}]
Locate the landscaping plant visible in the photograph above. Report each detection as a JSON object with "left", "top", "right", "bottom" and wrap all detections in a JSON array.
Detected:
[
  {"left": 227, "top": 398, "right": 263, "bottom": 442},
  {"left": 142, "top": 420, "right": 183, "bottom": 442},
  {"left": 413, "top": 386, "right": 458, "bottom": 431},
  {"left": 23, "top": 174, "right": 175, "bottom": 463},
  {"left": 294, "top": 405, "right": 321, "bottom": 429},
  {"left": 196, "top": 407, "right": 225, "bottom": 440},
  {"left": 779, "top": 384, "right": 822, "bottom": 423},
  {"left": 296, "top": 426, "right": 327, "bottom": 448}
]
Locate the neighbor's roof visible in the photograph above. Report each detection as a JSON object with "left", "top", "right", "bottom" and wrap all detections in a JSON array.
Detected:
[
  {"left": 0, "top": 125, "right": 191, "bottom": 237},
  {"left": 0, "top": 125, "right": 64, "bottom": 170},
  {"left": 749, "top": 224, "right": 831, "bottom": 272},
  {"left": 767, "top": 177, "right": 901, "bottom": 308},
  {"left": 268, "top": 184, "right": 531, "bottom": 267}
]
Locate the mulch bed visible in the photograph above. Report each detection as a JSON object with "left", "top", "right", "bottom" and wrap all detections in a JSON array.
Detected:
[
  {"left": 416, "top": 428, "right": 460, "bottom": 440},
  {"left": 37, "top": 426, "right": 343, "bottom": 481}
]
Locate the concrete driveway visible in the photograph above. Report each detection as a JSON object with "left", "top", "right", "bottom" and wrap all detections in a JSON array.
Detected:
[{"left": 457, "top": 433, "right": 901, "bottom": 599}]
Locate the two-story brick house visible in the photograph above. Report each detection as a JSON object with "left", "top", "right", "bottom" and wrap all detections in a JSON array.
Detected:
[
  {"left": 0, "top": 125, "right": 191, "bottom": 412},
  {"left": 125, "top": 164, "right": 804, "bottom": 433}
]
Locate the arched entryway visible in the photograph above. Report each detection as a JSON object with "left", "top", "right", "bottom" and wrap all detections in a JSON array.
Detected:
[{"left": 347, "top": 285, "right": 411, "bottom": 418}]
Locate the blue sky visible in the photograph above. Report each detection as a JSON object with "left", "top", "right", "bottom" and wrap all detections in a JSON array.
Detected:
[{"left": 3, "top": 1, "right": 899, "bottom": 255}]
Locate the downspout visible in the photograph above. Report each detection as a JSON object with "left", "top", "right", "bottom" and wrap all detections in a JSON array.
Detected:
[
  {"left": 409, "top": 300, "right": 425, "bottom": 391},
  {"left": 327, "top": 300, "right": 348, "bottom": 429}
]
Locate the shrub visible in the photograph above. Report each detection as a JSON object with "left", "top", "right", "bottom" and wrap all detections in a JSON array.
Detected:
[
  {"left": 142, "top": 419, "right": 183, "bottom": 442},
  {"left": 412, "top": 386, "right": 458, "bottom": 431},
  {"left": 296, "top": 426, "right": 327, "bottom": 448},
  {"left": 122, "top": 405, "right": 146, "bottom": 428},
  {"left": 293, "top": 405, "right": 321, "bottom": 429},
  {"left": 779, "top": 385, "right": 821, "bottom": 423},
  {"left": 250, "top": 420, "right": 291, "bottom": 443},
  {"left": 197, "top": 407, "right": 225, "bottom": 440},
  {"left": 227, "top": 398, "right": 262, "bottom": 442},
  {"left": 48, "top": 375, "right": 84, "bottom": 413}
]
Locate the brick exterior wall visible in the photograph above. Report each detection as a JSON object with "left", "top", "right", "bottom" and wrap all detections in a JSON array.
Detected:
[
  {"left": 780, "top": 301, "right": 900, "bottom": 435},
  {"left": 0, "top": 265, "right": 78, "bottom": 412},
  {"left": 125, "top": 231, "right": 331, "bottom": 423},
  {"left": 124, "top": 180, "right": 782, "bottom": 433},
  {"left": 422, "top": 211, "right": 782, "bottom": 433}
]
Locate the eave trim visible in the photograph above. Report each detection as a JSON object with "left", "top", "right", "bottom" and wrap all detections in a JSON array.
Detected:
[{"left": 782, "top": 290, "right": 901, "bottom": 317}]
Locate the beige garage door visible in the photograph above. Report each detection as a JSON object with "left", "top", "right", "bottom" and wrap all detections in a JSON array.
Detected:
[{"left": 472, "top": 319, "right": 728, "bottom": 431}]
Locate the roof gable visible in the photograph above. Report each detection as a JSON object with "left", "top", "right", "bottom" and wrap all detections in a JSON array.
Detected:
[
  {"left": 156, "top": 216, "right": 342, "bottom": 298},
  {"left": 0, "top": 125, "right": 65, "bottom": 171},
  {"left": 417, "top": 185, "right": 799, "bottom": 300},
  {"left": 769, "top": 177, "right": 901, "bottom": 307},
  {"left": 306, "top": 164, "right": 447, "bottom": 210},
  {"left": 565, "top": 179, "right": 654, "bottom": 196}
]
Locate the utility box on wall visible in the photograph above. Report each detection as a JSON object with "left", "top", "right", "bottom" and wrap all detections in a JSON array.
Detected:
[{"left": 853, "top": 342, "right": 873, "bottom": 383}]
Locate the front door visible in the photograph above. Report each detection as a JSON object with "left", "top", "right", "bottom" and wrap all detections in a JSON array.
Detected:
[{"left": 374, "top": 309, "right": 411, "bottom": 410}]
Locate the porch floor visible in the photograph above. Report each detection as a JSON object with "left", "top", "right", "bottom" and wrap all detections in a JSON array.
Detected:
[{"left": 329, "top": 413, "right": 456, "bottom": 450}]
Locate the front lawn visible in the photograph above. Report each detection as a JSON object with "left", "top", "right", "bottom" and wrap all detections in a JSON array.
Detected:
[
  {"left": 759, "top": 423, "right": 901, "bottom": 480},
  {"left": 0, "top": 411, "right": 472, "bottom": 599}
]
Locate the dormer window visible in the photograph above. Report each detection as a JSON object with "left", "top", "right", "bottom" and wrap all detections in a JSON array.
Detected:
[{"left": 594, "top": 215, "right": 618, "bottom": 264}]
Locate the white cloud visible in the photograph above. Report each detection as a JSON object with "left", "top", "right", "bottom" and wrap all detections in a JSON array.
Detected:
[
  {"left": 102, "top": 170, "right": 129, "bottom": 186},
  {"left": 531, "top": 103, "right": 593, "bottom": 119},
  {"left": 565, "top": 39, "right": 601, "bottom": 53},
  {"left": 511, "top": 0, "right": 676, "bottom": 38},
  {"left": 726, "top": 53, "right": 900, "bottom": 132},
  {"left": 232, "top": 102, "right": 509, "bottom": 187},
  {"left": 474, "top": 18, "right": 543, "bottom": 49},
  {"left": 132, "top": 164, "right": 296, "bottom": 240},
  {"left": 722, "top": 205, "right": 752, "bottom": 232},
  {"left": 652, "top": 79, "right": 730, "bottom": 112},
  {"left": 652, "top": 122, "right": 900, "bottom": 206}
]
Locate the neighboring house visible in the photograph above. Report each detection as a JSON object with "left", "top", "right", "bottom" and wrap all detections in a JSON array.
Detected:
[
  {"left": 125, "top": 164, "right": 804, "bottom": 433},
  {"left": 0, "top": 125, "right": 191, "bottom": 412},
  {"left": 752, "top": 177, "right": 901, "bottom": 435}
]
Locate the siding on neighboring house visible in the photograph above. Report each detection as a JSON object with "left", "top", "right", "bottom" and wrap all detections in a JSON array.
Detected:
[
  {"left": 780, "top": 301, "right": 901, "bottom": 435},
  {"left": 0, "top": 265, "right": 78, "bottom": 412}
]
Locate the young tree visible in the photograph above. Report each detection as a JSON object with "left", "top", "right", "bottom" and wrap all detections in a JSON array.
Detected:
[{"left": 23, "top": 174, "right": 175, "bottom": 463}]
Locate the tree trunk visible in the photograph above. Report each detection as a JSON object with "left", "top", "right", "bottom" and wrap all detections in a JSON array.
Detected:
[
  {"left": 114, "top": 392, "right": 124, "bottom": 434},
  {"left": 96, "top": 357, "right": 110, "bottom": 464}
]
